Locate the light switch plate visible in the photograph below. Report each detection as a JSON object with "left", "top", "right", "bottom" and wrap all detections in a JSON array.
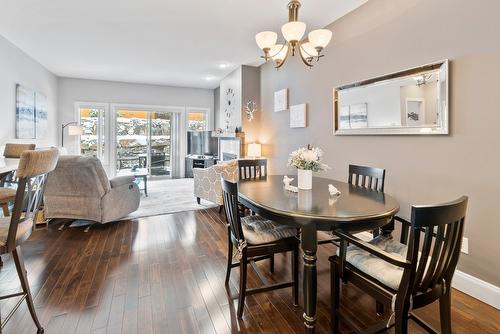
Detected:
[{"left": 461, "top": 237, "right": 469, "bottom": 254}]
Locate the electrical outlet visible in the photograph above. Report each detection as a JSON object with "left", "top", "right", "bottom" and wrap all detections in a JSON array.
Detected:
[{"left": 461, "top": 237, "right": 469, "bottom": 254}]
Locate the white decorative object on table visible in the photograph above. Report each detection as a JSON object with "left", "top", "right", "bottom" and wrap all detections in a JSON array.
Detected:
[
  {"left": 328, "top": 184, "right": 341, "bottom": 196},
  {"left": 274, "top": 88, "right": 288, "bottom": 112},
  {"left": 288, "top": 145, "right": 329, "bottom": 190},
  {"left": 283, "top": 175, "right": 294, "bottom": 190},
  {"left": 290, "top": 103, "right": 307, "bottom": 128},
  {"left": 297, "top": 169, "right": 312, "bottom": 189}
]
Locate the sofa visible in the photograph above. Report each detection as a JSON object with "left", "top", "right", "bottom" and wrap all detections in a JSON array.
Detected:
[
  {"left": 44, "top": 155, "right": 140, "bottom": 223},
  {"left": 193, "top": 159, "right": 239, "bottom": 206}
]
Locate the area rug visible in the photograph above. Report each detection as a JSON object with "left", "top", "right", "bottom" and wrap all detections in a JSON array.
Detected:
[{"left": 124, "top": 178, "right": 217, "bottom": 220}]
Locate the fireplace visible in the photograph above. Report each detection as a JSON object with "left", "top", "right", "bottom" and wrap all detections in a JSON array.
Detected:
[{"left": 217, "top": 133, "right": 244, "bottom": 161}]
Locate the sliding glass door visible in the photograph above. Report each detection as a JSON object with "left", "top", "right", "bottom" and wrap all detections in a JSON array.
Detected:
[{"left": 115, "top": 109, "right": 173, "bottom": 177}]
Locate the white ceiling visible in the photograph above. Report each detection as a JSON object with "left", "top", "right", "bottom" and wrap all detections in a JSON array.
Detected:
[{"left": 0, "top": 0, "right": 367, "bottom": 89}]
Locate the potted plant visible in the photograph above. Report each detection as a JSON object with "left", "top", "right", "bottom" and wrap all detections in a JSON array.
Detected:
[{"left": 288, "top": 145, "right": 329, "bottom": 190}]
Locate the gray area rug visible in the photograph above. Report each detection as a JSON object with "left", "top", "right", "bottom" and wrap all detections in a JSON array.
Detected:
[{"left": 125, "top": 178, "right": 217, "bottom": 220}]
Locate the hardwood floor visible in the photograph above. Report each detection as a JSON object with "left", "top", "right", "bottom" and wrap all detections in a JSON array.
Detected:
[{"left": 1, "top": 208, "right": 499, "bottom": 333}]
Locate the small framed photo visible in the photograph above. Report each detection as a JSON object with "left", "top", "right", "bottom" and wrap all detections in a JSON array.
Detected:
[
  {"left": 290, "top": 103, "right": 307, "bottom": 128},
  {"left": 274, "top": 88, "right": 288, "bottom": 112}
]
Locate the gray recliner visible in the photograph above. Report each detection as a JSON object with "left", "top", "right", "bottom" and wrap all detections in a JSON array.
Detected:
[{"left": 44, "top": 155, "right": 140, "bottom": 223}]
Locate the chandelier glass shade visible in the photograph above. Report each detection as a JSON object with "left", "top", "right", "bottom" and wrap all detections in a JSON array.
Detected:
[{"left": 255, "top": 0, "right": 332, "bottom": 68}]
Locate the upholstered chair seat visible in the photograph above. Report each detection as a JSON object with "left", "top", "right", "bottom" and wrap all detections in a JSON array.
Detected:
[
  {"left": 241, "top": 215, "right": 297, "bottom": 245},
  {"left": 0, "top": 217, "right": 33, "bottom": 249},
  {"left": 0, "top": 188, "right": 16, "bottom": 202},
  {"left": 341, "top": 235, "right": 431, "bottom": 290}
]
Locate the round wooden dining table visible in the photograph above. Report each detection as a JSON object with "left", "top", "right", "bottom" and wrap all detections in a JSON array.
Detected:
[{"left": 238, "top": 175, "right": 400, "bottom": 334}]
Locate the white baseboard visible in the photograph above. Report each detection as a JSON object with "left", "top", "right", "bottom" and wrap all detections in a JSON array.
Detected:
[{"left": 452, "top": 270, "right": 500, "bottom": 310}]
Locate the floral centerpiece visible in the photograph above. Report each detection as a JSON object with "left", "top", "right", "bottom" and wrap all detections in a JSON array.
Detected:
[{"left": 288, "top": 145, "right": 329, "bottom": 189}]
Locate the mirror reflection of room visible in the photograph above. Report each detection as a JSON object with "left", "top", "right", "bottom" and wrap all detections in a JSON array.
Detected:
[{"left": 336, "top": 60, "right": 448, "bottom": 134}]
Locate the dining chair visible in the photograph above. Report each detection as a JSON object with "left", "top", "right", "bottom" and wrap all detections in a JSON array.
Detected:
[
  {"left": 238, "top": 159, "right": 267, "bottom": 180},
  {"left": 348, "top": 164, "right": 385, "bottom": 192},
  {"left": 221, "top": 178, "right": 299, "bottom": 318},
  {"left": 0, "top": 148, "right": 59, "bottom": 333},
  {"left": 319, "top": 164, "right": 386, "bottom": 246},
  {"left": 1, "top": 143, "right": 36, "bottom": 221},
  {"left": 330, "top": 196, "right": 468, "bottom": 334}
]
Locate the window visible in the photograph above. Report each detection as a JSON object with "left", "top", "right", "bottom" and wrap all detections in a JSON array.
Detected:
[
  {"left": 79, "top": 106, "right": 106, "bottom": 161},
  {"left": 187, "top": 110, "right": 208, "bottom": 131}
]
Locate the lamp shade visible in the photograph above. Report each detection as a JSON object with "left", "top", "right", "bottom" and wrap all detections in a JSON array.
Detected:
[
  {"left": 300, "top": 42, "right": 317, "bottom": 58},
  {"left": 281, "top": 21, "right": 306, "bottom": 42},
  {"left": 270, "top": 44, "right": 288, "bottom": 63},
  {"left": 247, "top": 143, "right": 262, "bottom": 158},
  {"left": 68, "top": 124, "right": 83, "bottom": 136},
  {"left": 255, "top": 31, "right": 278, "bottom": 50},
  {"left": 308, "top": 29, "right": 332, "bottom": 49}
]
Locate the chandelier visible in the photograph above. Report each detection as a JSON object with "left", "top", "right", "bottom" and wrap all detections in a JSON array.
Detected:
[{"left": 255, "top": 0, "right": 332, "bottom": 69}]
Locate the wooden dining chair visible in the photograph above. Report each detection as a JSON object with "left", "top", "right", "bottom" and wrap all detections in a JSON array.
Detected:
[
  {"left": 348, "top": 164, "right": 385, "bottom": 192},
  {"left": 221, "top": 178, "right": 299, "bottom": 318},
  {"left": 319, "top": 164, "right": 386, "bottom": 246},
  {"left": 330, "top": 196, "right": 468, "bottom": 334},
  {"left": 238, "top": 159, "right": 267, "bottom": 180},
  {"left": 0, "top": 148, "right": 58, "bottom": 333},
  {"left": 1, "top": 144, "right": 36, "bottom": 249}
]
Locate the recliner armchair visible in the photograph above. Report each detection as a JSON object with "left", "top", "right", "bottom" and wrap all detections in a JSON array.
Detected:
[{"left": 44, "top": 155, "right": 140, "bottom": 223}]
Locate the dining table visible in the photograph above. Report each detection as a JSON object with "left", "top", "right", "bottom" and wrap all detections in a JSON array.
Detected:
[
  {"left": 238, "top": 175, "right": 400, "bottom": 334},
  {"left": 0, "top": 157, "right": 19, "bottom": 176}
]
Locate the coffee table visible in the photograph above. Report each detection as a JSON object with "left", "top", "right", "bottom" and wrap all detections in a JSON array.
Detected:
[{"left": 118, "top": 168, "right": 148, "bottom": 196}]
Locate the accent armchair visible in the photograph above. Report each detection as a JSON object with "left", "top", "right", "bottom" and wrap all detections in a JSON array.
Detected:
[
  {"left": 44, "top": 155, "right": 140, "bottom": 223},
  {"left": 193, "top": 159, "right": 238, "bottom": 206}
]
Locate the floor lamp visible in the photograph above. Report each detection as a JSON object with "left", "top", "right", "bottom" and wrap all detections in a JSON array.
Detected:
[{"left": 61, "top": 122, "right": 83, "bottom": 147}]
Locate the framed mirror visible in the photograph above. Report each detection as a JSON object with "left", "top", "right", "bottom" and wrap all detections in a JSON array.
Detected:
[{"left": 333, "top": 60, "right": 449, "bottom": 135}]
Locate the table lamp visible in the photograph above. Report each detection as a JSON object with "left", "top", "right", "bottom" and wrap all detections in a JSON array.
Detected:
[{"left": 247, "top": 143, "right": 262, "bottom": 158}]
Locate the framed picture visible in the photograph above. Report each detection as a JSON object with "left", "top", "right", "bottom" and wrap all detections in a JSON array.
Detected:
[
  {"left": 274, "top": 88, "right": 288, "bottom": 112},
  {"left": 405, "top": 98, "right": 426, "bottom": 126},
  {"left": 35, "top": 92, "right": 48, "bottom": 139},
  {"left": 16, "top": 84, "right": 36, "bottom": 139},
  {"left": 349, "top": 103, "right": 368, "bottom": 128},
  {"left": 290, "top": 103, "right": 307, "bottom": 128},
  {"left": 339, "top": 105, "right": 350, "bottom": 129}
]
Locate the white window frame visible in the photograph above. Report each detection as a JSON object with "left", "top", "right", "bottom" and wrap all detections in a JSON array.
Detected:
[
  {"left": 74, "top": 102, "right": 110, "bottom": 164},
  {"left": 186, "top": 107, "right": 211, "bottom": 131}
]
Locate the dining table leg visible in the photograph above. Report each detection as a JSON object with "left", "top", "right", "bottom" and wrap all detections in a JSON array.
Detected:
[{"left": 301, "top": 223, "right": 318, "bottom": 334}]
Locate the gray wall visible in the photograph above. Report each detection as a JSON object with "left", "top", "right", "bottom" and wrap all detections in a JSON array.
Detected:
[
  {"left": 214, "top": 86, "right": 220, "bottom": 129},
  {"left": 218, "top": 67, "right": 242, "bottom": 131},
  {"left": 58, "top": 77, "right": 214, "bottom": 152},
  {"left": 0, "top": 34, "right": 58, "bottom": 147},
  {"left": 256, "top": 0, "right": 500, "bottom": 286}
]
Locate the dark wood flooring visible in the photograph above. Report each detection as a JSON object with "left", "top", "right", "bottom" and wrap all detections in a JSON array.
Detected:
[{"left": 1, "top": 208, "right": 499, "bottom": 333}]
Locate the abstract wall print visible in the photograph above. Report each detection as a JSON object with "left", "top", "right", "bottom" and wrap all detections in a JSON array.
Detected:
[
  {"left": 35, "top": 92, "right": 48, "bottom": 139},
  {"left": 290, "top": 103, "right": 307, "bottom": 128},
  {"left": 405, "top": 98, "right": 426, "bottom": 126},
  {"left": 349, "top": 103, "right": 368, "bottom": 128},
  {"left": 274, "top": 88, "right": 288, "bottom": 112},
  {"left": 339, "top": 105, "right": 350, "bottom": 129},
  {"left": 16, "top": 84, "right": 36, "bottom": 139}
]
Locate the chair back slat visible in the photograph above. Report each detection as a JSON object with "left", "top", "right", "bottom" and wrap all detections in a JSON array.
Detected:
[
  {"left": 238, "top": 160, "right": 267, "bottom": 180},
  {"left": 221, "top": 178, "right": 245, "bottom": 243},
  {"left": 348, "top": 164, "right": 385, "bottom": 192},
  {"left": 6, "top": 149, "right": 58, "bottom": 251},
  {"left": 405, "top": 196, "right": 468, "bottom": 296}
]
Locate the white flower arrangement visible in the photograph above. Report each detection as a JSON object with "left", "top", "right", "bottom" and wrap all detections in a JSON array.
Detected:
[{"left": 287, "top": 145, "right": 329, "bottom": 172}]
